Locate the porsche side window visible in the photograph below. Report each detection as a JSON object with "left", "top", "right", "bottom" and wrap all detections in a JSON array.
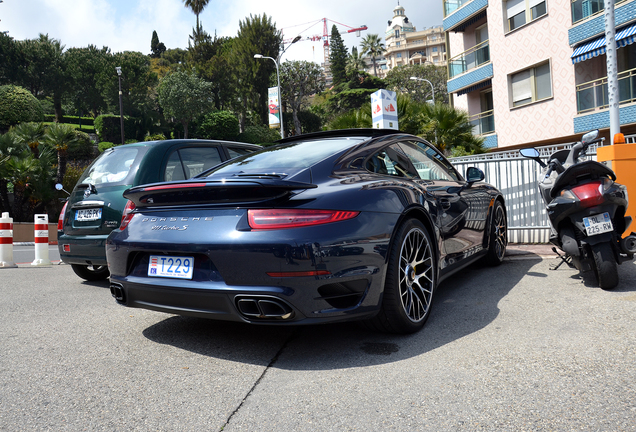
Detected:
[
  {"left": 366, "top": 145, "right": 418, "bottom": 178},
  {"left": 397, "top": 141, "right": 460, "bottom": 182},
  {"left": 179, "top": 147, "right": 222, "bottom": 178}
]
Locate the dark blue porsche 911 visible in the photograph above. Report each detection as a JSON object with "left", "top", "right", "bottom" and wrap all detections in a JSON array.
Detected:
[{"left": 106, "top": 129, "right": 507, "bottom": 334}]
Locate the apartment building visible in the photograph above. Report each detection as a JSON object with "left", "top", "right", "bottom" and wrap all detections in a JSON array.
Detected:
[
  {"left": 443, "top": 0, "right": 636, "bottom": 150},
  {"left": 384, "top": 5, "right": 447, "bottom": 70}
]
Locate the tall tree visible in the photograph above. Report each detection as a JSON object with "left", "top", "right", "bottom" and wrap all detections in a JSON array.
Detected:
[
  {"left": 360, "top": 34, "right": 385, "bottom": 77},
  {"left": 64, "top": 45, "right": 112, "bottom": 117},
  {"left": 157, "top": 71, "right": 213, "bottom": 138},
  {"left": 150, "top": 30, "right": 166, "bottom": 58},
  {"left": 280, "top": 60, "right": 325, "bottom": 135},
  {"left": 328, "top": 25, "right": 348, "bottom": 87},
  {"left": 384, "top": 63, "right": 448, "bottom": 104},
  {"left": 182, "top": 0, "right": 210, "bottom": 32},
  {"left": 234, "top": 14, "right": 281, "bottom": 127}
]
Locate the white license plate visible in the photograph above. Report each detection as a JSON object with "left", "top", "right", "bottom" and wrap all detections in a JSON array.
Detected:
[
  {"left": 148, "top": 255, "right": 194, "bottom": 279},
  {"left": 583, "top": 212, "right": 613, "bottom": 236},
  {"left": 75, "top": 208, "right": 102, "bottom": 221}
]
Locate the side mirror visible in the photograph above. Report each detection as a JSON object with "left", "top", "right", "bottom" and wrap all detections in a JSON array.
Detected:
[
  {"left": 466, "top": 167, "right": 485, "bottom": 183},
  {"left": 55, "top": 183, "right": 64, "bottom": 191},
  {"left": 581, "top": 129, "right": 599, "bottom": 145},
  {"left": 519, "top": 148, "right": 540, "bottom": 158}
]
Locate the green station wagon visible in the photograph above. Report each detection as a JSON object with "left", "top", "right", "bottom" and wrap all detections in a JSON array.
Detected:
[{"left": 57, "top": 139, "right": 261, "bottom": 281}]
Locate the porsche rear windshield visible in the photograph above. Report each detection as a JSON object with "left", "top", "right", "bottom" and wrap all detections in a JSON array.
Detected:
[{"left": 206, "top": 137, "right": 365, "bottom": 176}]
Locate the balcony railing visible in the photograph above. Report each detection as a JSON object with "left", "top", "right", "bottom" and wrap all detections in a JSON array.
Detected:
[
  {"left": 571, "top": 0, "right": 627, "bottom": 24},
  {"left": 470, "top": 110, "right": 495, "bottom": 135},
  {"left": 448, "top": 40, "right": 490, "bottom": 79},
  {"left": 576, "top": 67, "right": 636, "bottom": 113},
  {"left": 444, "top": 0, "right": 473, "bottom": 16}
]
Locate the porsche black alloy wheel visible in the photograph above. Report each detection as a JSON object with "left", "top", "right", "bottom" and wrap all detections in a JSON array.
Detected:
[
  {"left": 71, "top": 264, "right": 110, "bottom": 281},
  {"left": 484, "top": 200, "right": 507, "bottom": 266},
  {"left": 370, "top": 219, "right": 436, "bottom": 334}
]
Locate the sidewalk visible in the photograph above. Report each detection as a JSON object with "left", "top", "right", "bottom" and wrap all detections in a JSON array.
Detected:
[{"left": 506, "top": 243, "right": 555, "bottom": 258}]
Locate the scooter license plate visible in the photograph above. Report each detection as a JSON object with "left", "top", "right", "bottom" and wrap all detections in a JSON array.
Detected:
[{"left": 583, "top": 212, "right": 613, "bottom": 236}]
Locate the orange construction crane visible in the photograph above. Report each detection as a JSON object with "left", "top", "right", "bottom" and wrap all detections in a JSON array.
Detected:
[{"left": 282, "top": 18, "right": 368, "bottom": 65}]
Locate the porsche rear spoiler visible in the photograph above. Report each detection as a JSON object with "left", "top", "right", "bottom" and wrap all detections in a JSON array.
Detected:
[{"left": 123, "top": 178, "right": 317, "bottom": 207}]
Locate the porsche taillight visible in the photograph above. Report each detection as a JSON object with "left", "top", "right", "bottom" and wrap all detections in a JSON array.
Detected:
[
  {"left": 570, "top": 180, "right": 604, "bottom": 208},
  {"left": 248, "top": 209, "right": 359, "bottom": 230},
  {"left": 58, "top": 201, "right": 68, "bottom": 231},
  {"left": 120, "top": 200, "right": 136, "bottom": 230}
]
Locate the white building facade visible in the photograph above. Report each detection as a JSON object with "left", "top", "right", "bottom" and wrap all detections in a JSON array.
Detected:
[{"left": 444, "top": 0, "right": 636, "bottom": 149}]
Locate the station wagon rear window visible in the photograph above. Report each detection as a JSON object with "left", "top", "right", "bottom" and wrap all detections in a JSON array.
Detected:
[{"left": 78, "top": 147, "right": 141, "bottom": 186}]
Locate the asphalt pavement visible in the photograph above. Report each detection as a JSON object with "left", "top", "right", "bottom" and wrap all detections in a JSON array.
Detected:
[{"left": 0, "top": 249, "right": 634, "bottom": 430}]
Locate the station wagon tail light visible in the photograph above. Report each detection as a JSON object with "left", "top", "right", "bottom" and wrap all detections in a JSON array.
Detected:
[
  {"left": 58, "top": 201, "right": 68, "bottom": 231},
  {"left": 248, "top": 209, "right": 360, "bottom": 230},
  {"left": 570, "top": 180, "right": 604, "bottom": 208},
  {"left": 120, "top": 200, "right": 136, "bottom": 230}
]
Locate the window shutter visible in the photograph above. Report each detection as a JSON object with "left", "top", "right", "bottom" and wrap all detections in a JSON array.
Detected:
[
  {"left": 512, "top": 70, "right": 532, "bottom": 102},
  {"left": 507, "top": 0, "right": 526, "bottom": 18}
]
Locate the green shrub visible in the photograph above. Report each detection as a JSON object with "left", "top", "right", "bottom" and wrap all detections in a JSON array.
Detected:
[
  {"left": 237, "top": 125, "right": 281, "bottom": 145},
  {"left": 67, "top": 130, "right": 96, "bottom": 162},
  {"left": 95, "top": 114, "right": 138, "bottom": 144},
  {"left": 62, "top": 162, "right": 91, "bottom": 193},
  {"left": 0, "top": 85, "right": 44, "bottom": 130},
  {"left": 145, "top": 133, "right": 166, "bottom": 141},
  {"left": 197, "top": 111, "right": 240, "bottom": 141},
  {"left": 98, "top": 141, "right": 117, "bottom": 152}
]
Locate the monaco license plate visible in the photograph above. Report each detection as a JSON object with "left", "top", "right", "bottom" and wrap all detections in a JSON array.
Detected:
[
  {"left": 75, "top": 208, "right": 102, "bottom": 221},
  {"left": 583, "top": 212, "right": 613, "bottom": 236},
  {"left": 148, "top": 255, "right": 194, "bottom": 279}
]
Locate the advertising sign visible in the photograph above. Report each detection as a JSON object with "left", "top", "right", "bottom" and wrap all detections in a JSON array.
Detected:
[
  {"left": 268, "top": 86, "right": 280, "bottom": 129},
  {"left": 371, "top": 89, "right": 399, "bottom": 130}
]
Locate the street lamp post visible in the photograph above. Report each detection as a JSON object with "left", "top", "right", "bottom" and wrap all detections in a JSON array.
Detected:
[
  {"left": 254, "top": 54, "right": 283, "bottom": 139},
  {"left": 410, "top": 76, "right": 437, "bottom": 145},
  {"left": 409, "top": 76, "right": 435, "bottom": 104},
  {"left": 115, "top": 66, "right": 124, "bottom": 145},
  {"left": 254, "top": 36, "right": 302, "bottom": 139}
]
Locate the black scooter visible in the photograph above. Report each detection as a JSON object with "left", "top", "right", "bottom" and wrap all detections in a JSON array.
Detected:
[{"left": 520, "top": 130, "right": 636, "bottom": 290}]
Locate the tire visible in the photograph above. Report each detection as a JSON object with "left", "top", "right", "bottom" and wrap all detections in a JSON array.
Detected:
[
  {"left": 71, "top": 264, "right": 110, "bottom": 281},
  {"left": 484, "top": 200, "right": 507, "bottom": 266},
  {"left": 368, "top": 219, "right": 436, "bottom": 334},
  {"left": 591, "top": 242, "right": 618, "bottom": 290}
]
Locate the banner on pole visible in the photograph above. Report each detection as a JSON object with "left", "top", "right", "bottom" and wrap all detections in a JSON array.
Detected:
[
  {"left": 268, "top": 87, "right": 281, "bottom": 129},
  {"left": 371, "top": 89, "right": 399, "bottom": 130}
]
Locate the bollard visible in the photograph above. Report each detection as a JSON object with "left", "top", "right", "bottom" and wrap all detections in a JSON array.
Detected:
[
  {"left": 32, "top": 214, "right": 51, "bottom": 266},
  {"left": 0, "top": 212, "right": 17, "bottom": 268}
]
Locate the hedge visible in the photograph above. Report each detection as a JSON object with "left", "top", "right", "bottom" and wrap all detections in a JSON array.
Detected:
[
  {"left": 95, "top": 114, "right": 138, "bottom": 144},
  {"left": 0, "top": 85, "right": 44, "bottom": 130},
  {"left": 44, "top": 114, "right": 95, "bottom": 126}
]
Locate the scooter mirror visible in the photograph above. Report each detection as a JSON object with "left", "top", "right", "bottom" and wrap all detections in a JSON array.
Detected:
[
  {"left": 581, "top": 130, "right": 598, "bottom": 145},
  {"left": 520, "top": 148, "right": 540, "bottom": 158}
]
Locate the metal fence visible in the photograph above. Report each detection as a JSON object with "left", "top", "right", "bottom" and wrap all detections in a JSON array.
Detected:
[{"left": 448, "top": 137, "right": 628, "bottom": 244}]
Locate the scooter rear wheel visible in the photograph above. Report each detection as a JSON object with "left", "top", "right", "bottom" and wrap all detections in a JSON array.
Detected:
[{"left": 590, "top": 242, "right": 618, "bottom": 290}]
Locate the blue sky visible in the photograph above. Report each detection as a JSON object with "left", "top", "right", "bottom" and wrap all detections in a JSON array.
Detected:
[{"left": 1, "top": 0, "right": 443, "bottom": 63}]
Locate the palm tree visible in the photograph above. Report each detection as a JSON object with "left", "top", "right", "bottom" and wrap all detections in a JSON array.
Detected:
[
  {"left": 44, "top": 123, "right": 79, "bottom": 184},
  {"left": 346, "top": 47, "right": 368, "bottom": 77},
  {"left": 360, "top": 34, "right": 385, "bottom": 77},
  {"left": 13, "top": 122, "right": 46, "bottom": 159},
  {"left": 419, "top": 102, "right": 485, "bottom": 155},
  {"left": 183, "top": 0, "right": 210, "bottom": 31}
]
